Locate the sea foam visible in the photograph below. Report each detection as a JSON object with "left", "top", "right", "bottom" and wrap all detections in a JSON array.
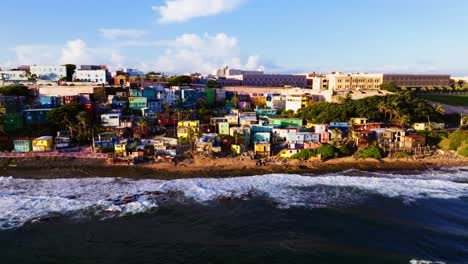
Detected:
[{"left": 1, "top": 168, "right": 468, "bottom": 230}]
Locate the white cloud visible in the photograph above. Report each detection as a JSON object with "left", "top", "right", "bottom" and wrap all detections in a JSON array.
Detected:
[
  {"left": 152, "top": 33, "right": 263, "bottom": 74},
  {"left": 153, "top": 0, "right": 244, "bottom": 24},
  {"left": 5, "top": 39, "right": 125, "bottom": 69},
  {"left": 12, "top": 45, "right": 60, "bottom": 65},
  {"left": 97, "top": 28, "right": 148, "bottom": 40}
]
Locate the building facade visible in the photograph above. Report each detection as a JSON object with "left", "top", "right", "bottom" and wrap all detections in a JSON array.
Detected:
[
  {"left": 242, "top": 74, "right": 307, "bottom": 88},
  {"left": 382, "top": 74, "right": 450, "bottom": 87},
  {"left": 74, "top": 69, "right": 108, "bottom": 84},
  {"left": 0, "top": 70, "right": 27, "bottom": 81},
  {"left": 30, "top": 65, "right": 66, "bottom": 81}
]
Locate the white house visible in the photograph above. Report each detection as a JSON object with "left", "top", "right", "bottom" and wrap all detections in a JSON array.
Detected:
[
  {"left": 285, "top": 94, "right": 303, "bottom": 112},
  {"left": 0, "top": 70, "right": 27, "bottom": 81},
  {"left": 74, "top": 69, "right": 108, "bottom": 84},
  {"left": 286, "top": 132, "right": 320, "bottom": 144},
  {"left": 158, "top": 88, "right": 178, "bottom": 106},
  {"left": 30, "top": 65, "right": 66, "bottom": 81},
  {"left": 101, "top": 113, "right": 121, "bottom": 127}
]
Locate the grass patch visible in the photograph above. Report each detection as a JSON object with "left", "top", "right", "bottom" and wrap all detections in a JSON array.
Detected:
[{"left": 418, "top": 94, "right": 468, "bottom": 106}]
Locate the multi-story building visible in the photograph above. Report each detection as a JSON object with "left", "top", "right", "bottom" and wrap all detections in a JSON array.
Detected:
[
  {"left": 0, "top": 70, "right": 28, "bottom": 81},
  {"left": 30, "top": 65, "right": 66, "bottom": 81},
  {"left": 327, "top": 72, "right": 383, "bottom": 91},
  {"left": 242, "top": 74, "right": 307, "bottom": 88},
  {"left": 74, "top": 69, "right": 108, "bottom": 84},
  {"left": 382, "top": 74, "right": 450, "bottom": 87}
]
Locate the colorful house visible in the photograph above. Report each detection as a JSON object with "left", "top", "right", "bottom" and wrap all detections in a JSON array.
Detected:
[
  {"left": 279, "top": 149, "right": 300, "bottom": 158},
  {"left": 314, "top": 124, "right": 329, "bottom": 133},
  {"left": 129, "top": 97, "right": 148, "bottom": 110},
  {"left": 254, "top": 143, "right": 271, "bottom": 158},
  {"left": 114, "top": 143, "right": 127, "bottom": 154},
  {"left": 101, "top": 113, "right": 121, "bottom": 127},
  {"left": 14, "top": 138, "right": 32, "bottom": 152},
  {"left": 319, "top": 132, "right": 331, "bottom": 143},
  {"left": 253, "top": 132, "right": 271, "bottom": 143},
  {"left": 231, "top": 144, "right": 241, "bottom": 155},
  {"left": 218, "top": 122, "right": 230, "bottom": 135},
  {"left": 177, "top": 120, "right": 200, "bottom": 138},
  {"left": 268, "top": 117, "right": 303, "bottom": 128},
  {"left": 32, "top": 136, "right": 53, "bottom": 152}
]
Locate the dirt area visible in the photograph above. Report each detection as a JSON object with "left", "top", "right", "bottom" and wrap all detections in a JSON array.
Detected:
[{"left": 0, "top": 155, "right": 467, "bottom": 180}]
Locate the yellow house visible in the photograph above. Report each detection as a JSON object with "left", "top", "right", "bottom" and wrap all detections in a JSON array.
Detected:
[
  {"left": 254, "top": 143, "right": 271, "bottom": 158},
  {"left": 32, "top": 136, "right": 53, "bottom": 152},
  {"left": 350, "top": 117, "right": 368, "bottom": 125},
  {"left": 114, "top": 143, "right": 126, "bottom": 154},
  {"left": 231, "top": 144, "right": 241, "bottom": 155},
  {"left": 177, "top": 120, "right": 200, "bottom": 138},
  {"left": 178, "top": 120, "right": 200, "bottom": 128},
  {"left": 279, "top": 149, "right": 300, "bottom": 158}
]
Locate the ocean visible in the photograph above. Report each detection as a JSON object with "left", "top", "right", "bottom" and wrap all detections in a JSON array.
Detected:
[{"left": 0, "top": 168, "right": 467, "bottom": 263}]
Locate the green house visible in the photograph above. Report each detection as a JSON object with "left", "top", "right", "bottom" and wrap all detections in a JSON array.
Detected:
[
  {"left": 14, "top": 138, "right": 32, "bottom": 152},
  {"left": 4, "top": 114, "right": 23, "bottom": 132},
  {"left": 218, "top": 122, "right": 229, "bottom": 135},
  {"left": 203, "top": 88, "right": 215, "bottom": 107},
  {"left": 129, "top": 97, "right": 148, "bottom": 110},
  {"left": 268, "top": 117, "right": 303, "bottom": 128}
]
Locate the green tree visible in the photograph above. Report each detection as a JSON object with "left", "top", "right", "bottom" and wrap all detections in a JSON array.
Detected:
[
  {"left": 206, "top": 79, "right": 219, "bottom": 88},
  {"left": 47, "top": 104, "right": 82, "bottom": 139},
  {"left": 63, "top": 64, "right": 76, "bottom": 82},
  {"left": 433, "top": 104, "right": 445, "bottom": 116},
  {"left": 232, "top": 93, "right": 240, "bottom": 108},
  {"left": 380, "top": 82, "right": 399, "bottom": 92},
  {"left": 134, "top": 118, "right": 151, "bottom": 139},
  {"left": 168, "top": 75, "right": 192, "bottom": 86}
]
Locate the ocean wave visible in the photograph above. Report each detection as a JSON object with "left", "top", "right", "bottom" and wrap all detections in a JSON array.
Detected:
[{"left": 1, "top": 169, "right": 468, "bottom": 230}]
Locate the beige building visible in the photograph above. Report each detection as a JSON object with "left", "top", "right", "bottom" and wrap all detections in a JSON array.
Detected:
[{"left": 327, "top": 72, "right": 384, "bottom": 91}]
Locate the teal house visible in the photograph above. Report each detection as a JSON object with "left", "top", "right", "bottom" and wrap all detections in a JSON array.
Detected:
[
  {"left": 129, "top": 97, "right": 148, "bottom": 110},
  {"left": 14, "top": 138, "right": 33, "bottom": 152}
]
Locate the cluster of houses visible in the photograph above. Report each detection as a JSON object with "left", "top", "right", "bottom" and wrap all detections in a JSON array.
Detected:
[{"left": 0, "top": 77, "right": 443, "bottom": 161}]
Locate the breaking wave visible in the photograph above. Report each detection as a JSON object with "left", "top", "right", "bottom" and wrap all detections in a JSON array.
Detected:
[{"left": 1, "top": 167, "right": 468, "bottom": 230}]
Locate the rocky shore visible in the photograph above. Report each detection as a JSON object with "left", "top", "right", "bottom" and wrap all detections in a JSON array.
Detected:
[{"left": 0, "top": 156, "right": 467, "bottom": 180}]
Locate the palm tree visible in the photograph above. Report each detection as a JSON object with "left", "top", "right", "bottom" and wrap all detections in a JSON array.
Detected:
[
  {"left": 232, "top": 93, "right": 240, "bottom": 108},
  {"left": 134, "top": 118, "right": 150, "bottom": 139},
  {"left": 433, "top": 104, "right": 445, "bottom": 116}
]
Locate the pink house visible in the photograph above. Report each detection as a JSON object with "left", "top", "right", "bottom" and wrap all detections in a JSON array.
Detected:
[
  {"left": 319, "top": 132, "right": 330, "bottom": 143},
  {"left": 304, "top": 142, "right": 322, "bottom": 149}
]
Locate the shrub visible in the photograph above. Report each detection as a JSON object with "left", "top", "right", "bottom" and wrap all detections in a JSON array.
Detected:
[
  {"left": 357, "top": 146, "right": 383, "bottom": 159},
  {"left": 338, "top": 144, "right": 355, "bottom": 157},
  {"left": 291, "top": 149, "right": 317, "bottom": 160},
  {"left": 459, "top": 145, "right": 468, "bottom": 157},
  {"left": 438, "top": 137, "right": 451, "bottom": 151},
  {"left": 316, "top": 144, "right": 339, "bottom": 161},
  {"left": 291, "top": 145, "right": 341, "bottom": 161},
  {"left": 393, "top": 151, "right": 410, "bottom": 159}
]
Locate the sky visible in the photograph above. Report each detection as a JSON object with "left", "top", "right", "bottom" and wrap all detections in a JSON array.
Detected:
[{"left": 1, "top": 0, "right": 467, "bottom": 75}]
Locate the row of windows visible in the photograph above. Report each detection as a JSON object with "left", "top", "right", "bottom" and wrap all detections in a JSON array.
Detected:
[
  {"left": 336, "top": 85, "right": 380, "bottom": 89},
  {"left": 337, "top": 79, "right": 381, "bottom": 83}
]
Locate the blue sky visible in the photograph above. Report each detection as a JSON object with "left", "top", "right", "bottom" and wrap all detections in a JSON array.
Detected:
[{"left": 1, "top": 0, "right": 467, "bottom": 75}]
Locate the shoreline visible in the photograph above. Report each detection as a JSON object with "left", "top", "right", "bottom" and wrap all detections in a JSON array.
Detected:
[{"left": 0, "top": 156, "right": 467, "bottom": 180}]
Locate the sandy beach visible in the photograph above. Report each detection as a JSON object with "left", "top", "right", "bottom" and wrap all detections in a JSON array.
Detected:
[{"left": 0, "top": 156, "right": 467, "bottom": 180}]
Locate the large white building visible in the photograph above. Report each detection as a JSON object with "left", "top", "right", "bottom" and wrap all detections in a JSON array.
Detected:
[
  {"left": 216, "top": 66, "right": 263, "bottom": 79},
  {"left": 74, "top": 69, "right": 108, "bottom": 84},
  {"left": 0, "top": 70, "right": 27, "bottom": 81},
  {"left": 30, "top": 65, "right": 66, "bottom": 81}
]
